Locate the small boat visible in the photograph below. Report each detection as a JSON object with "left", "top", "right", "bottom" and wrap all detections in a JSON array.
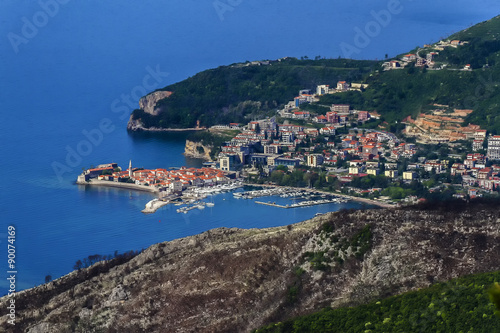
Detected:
[{"left": 206, "top": 202, "right": 215, "bottom": 207}]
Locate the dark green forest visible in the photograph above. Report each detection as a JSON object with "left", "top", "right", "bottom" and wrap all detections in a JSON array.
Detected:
[
  {"left": 254, "top": 270, "right": 500, "bottom": 333},
  {"left": 130, "top": 15, "right": 500, "bottom": 133},
  {"left": 131, "top": 58, "right": 376, "bottom": 128}
]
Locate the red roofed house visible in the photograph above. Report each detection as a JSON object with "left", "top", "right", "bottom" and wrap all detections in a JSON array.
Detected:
[
  {"left": 319, "top": 127, "right": 336, "bottom": 135},
  {"left": 402, "top": 54, "right": 416, "bottom": 62},
  {"left": 293, "top": 111, "right": 310, "bottom": 119},
  {"left": 337, "top": 81, "right": 349, "bottom": 91},
  {"left": 313, "top": 115, "right": 327, "bottom": 123}
]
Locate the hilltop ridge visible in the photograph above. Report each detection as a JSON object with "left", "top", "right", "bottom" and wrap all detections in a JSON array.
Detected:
[
  {"left": 3, "top": 202, "right": 500, "bottom": 332},
  {"left": 128, "top": 15, "right": 500, "bottom": 133}
]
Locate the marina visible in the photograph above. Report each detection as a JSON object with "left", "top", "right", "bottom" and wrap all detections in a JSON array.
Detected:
[
  {"left": 169, "top": 185, "right": 351, "bottom": 214},
  {"left": 138, "top": 183, "right": 356, "bottom": 215},
  {"left": 169, "top": 182, "right": 244, "bottom": 214},
  {"left": 255, "top": 197, "right": 348, "bottom": 209}
]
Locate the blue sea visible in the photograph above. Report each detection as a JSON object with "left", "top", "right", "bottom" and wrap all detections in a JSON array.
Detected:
[
  {"left": 2, "top": 126, "right": 373, "bottom": 294},
  {"left": 1, "top": 1, "right": 498, "bottom": 295}
]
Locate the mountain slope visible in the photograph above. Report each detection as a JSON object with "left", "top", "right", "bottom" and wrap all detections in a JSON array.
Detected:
[
  {"left": 450, "top": 15, "right": 500, "bottom": 42},
  {"left": 317, "top": 15, "right": 500, "bottom": 131},
  {"left": 256, "top": 270, "right": 500, "bottom": 332},
  {"left": 3, "top": 202, "right": 500, "bottom": 332},
  {"left": 128, "top": 58, "right": 377, "bottom": 129}
]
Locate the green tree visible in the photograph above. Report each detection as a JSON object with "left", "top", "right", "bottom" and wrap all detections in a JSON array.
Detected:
[{"left": 73, "top": 260, "right": 83, "bottom": 271}]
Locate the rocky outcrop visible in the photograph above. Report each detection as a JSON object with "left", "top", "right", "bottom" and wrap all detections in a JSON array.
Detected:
[
  {"left": 127, "top": 116, "right": 203, "bottom": 132},
  {"left": 184, "top": 139, "right": 213, "bottom": 161},
  {"left": 127, "top": 90, "right": 172, "bottom": 131},
  {"left": 139, "top": 90, "right": 172, "bottom": 116},
  {"left": 126, "top": 115, "right": 146, "bottom": 131},
  {"left": 3, "top": 203, "right": 500, "bottom": 332}
]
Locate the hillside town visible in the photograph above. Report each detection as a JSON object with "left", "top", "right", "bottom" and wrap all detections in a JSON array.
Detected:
[
  {"left": 77, "top": 162, "right": 238, "bottom": 196},
  {"left": 81, "top": 38, "right": 500, "bottom": 205},
  {"left": 210, "top": 77, "right": 500, "bottom": 204},
  {"left": 382, "top": 39, "right": 473, "bottom": 71}
]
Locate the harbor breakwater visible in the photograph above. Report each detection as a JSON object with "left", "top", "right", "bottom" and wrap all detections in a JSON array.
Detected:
[{"left": 76, "top": 179, "right": 159, "bottom": 193}]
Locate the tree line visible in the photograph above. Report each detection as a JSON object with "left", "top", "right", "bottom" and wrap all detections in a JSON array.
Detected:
[{"left": 73, "top": 250, "right": 141, "bottom": 270}]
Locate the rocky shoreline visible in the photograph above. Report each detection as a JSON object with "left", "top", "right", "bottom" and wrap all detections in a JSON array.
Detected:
[
  {"left": 127, "top": 117, "right": 205, "bottom": 132},
  {"left": 183, "top": 139, "right": 213, "bottom": 161},
  {"left": 141, "top": 198, "right": 170, "bottom": 213}
]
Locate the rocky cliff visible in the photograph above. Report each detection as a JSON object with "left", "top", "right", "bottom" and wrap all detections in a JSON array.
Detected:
[
  {"left": 184, "top": 139, "right": 213, "bottom": 161},
  {"left": 3, "top": 203, "right": 500, "bottom": 332},
  {"left": 126, "top": 115, "right": 146, "bottom": 131},
  {"left": 139, "top": 90, "right": 172, "bottom": 116},
  {"left": 127, "top": 90, "right": 173, "bottom": 131}
]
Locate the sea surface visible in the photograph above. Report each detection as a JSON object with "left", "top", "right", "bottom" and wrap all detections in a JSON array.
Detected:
[
  {"left": 1, "top": 1, "right": 498, "bottom": 295},
  {"left": 2, "top": 127, "right": 373, "bottom": 294}
]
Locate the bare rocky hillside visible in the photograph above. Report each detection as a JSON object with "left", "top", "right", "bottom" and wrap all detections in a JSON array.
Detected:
[{"left": 2, "top": 203, "right": 500, "bottom": 332}]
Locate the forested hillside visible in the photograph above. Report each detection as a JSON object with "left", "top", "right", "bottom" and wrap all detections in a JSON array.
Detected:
[
  {"left": 129, "top": 15, "right": 500, "bottom": 133},
  {"left": 255, "top": 270, "right": 500, "bottom": 333},
  {"left": 130, "top": 58, "right": 376, "bottom": 128}
]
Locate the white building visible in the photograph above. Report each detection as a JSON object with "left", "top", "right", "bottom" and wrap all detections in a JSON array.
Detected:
[
  {"left": 487, "top": 136, "right": 500, "bottom": 160},
  {"left": 330, "top": 104, "right": 350, "bottom": 114},
  {"left": 307, "top": 154, "right": 324, "bottom": 167},
  {"left": 264, "top": 144, "right": 281, "bottom": 155},
  {"left": 169, "top": 181, "right": 183, "bottom": 192},
  {"left": 473, "top": 139, "right": 484, "bottom": 152},
  {"left": 337, "top": 81, "right": 349, "bottom": 91},
  {"left": 316, "top": 85, "right": 330, "bottom": 95}
]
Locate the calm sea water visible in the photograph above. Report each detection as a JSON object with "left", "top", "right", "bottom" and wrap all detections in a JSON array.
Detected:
[
  {"left": 1, "top": 126, "right": 372, "bottom": 294},
  {"left": 1, "top": 1, "right": 497, "bottom": 295}
]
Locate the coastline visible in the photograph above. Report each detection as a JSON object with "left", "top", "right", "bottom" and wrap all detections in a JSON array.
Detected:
[
  {"left": 141, "top": 199, "right": 170, "bottom": 213},
  {"left": 183, "top": 151, "right": 212, "bottom": 161},
  {"left": 77, "top": 179, "right": 394, "bottom": 208},
  {"left": 127, "top": 124, "right": 206, "bottom": 133},
  {"left": 140, "top": 127, "right": 205, "bottom": 132},
  {"left": 246, "top": 183, "right": 396, "bottom": 209},
  {"left": 76, "top": 179, "right": 159, "bottom": 193},
  {"left": 184, "top": 139, "right": 213, "bottom": 161}
]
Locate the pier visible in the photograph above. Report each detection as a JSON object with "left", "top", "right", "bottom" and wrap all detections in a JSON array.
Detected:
[
  {"left": 255, "top": 201, "right": 289, "bottom": 208},
  {"left": 77, "top": 179, "right": 159, "bottom": 193},
  {"left": 255, "top": 198, "right": 347, "bottom": 209},
  {"left": 141, "top": 199, "right": 170, "bottom": 214}
]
